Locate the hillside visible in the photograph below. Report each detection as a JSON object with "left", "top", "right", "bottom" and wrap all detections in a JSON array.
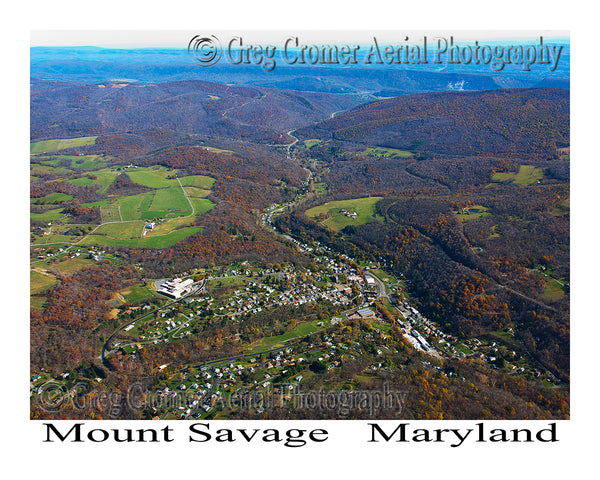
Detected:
[
  {"left": 30, "top": 79, "right": 360, "bottom": 143},
  {"left": 297, "top": 88, "right": 569, "bottom": 159}
]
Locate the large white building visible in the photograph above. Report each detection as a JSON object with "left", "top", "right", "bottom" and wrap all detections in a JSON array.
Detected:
[{"left": 157, "top": 278, "right": 194, "bottom": 299}]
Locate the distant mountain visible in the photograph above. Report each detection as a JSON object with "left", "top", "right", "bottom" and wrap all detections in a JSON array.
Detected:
[
  {"left": 31, "top": 47, "right": 570, "bottom": 97},
  {"left": 297, "top": 88, "right": 569, "bottom": 159},
  {"left": 30, "top": 78, "right": 360, "bottom": 142}
]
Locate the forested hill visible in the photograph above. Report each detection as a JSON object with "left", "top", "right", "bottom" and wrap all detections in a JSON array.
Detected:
[
  {"left": 297, "top": 88, "right": 569, "bottom": 159},
  {"left": 30, "top": 78, "right": 360, "bottom": 143}
]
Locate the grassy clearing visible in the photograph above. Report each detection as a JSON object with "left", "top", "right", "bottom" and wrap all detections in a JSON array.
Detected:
[
  {"left": 189, "top": 198, "right": 215, "bottom": 215},
  {"left": 179, "top": 175, "right": 215, "bottom": 189},
  {"left": 68, "top": 169, "right": 118, "bottom": 193},
  {"left": 30, "top": 296, "right": 48, "bottom": 310},
  {"left": 125, "top": 167, "right": 180, "bottom": 188},
  {"left": 456, "top": 205, "right": 491, "bottom": 222},
  {"left": 144, "top": 216, "right": 195, "bottom": 238},
  {"left": 50, "top": 257, "right": 96, "bottom": 275},
  {"left": 93, "top": 221, "right": 145, "bottom": 240},
  {"left": 183, "top": 186, "right": 211, "bottom": 198},
  {"left": 83, "top": 226, "right": 201, "bottom": 248},
  {"left": 30, "top": 208, "right": 65, "bottom": 222},
  {"left": 100, "top": 204, "right": 122, "bottom": 223},
  {"left": 31, "top": 270, "right": 57, "bottom": 295},
  {"left": 149, "top": 187, "right": 190, "bottom": 214},
  {"left": 313, "top": 182, "right": 328, "bottom": 195},
  {"left": 492, "top": 165, "right": 544, "bottom": 186},
  {"left": 119, "top": 284, "right": 159, "bottom": 304},
  {"left": 36, "top": 155, "right": 108, "bottom": 171},
  {"left": 32, "top": 193, "right": 74, "bottom": 204},
  {"left": 246, "top": 319, "right": 325, "bottom": 353},
  {"left": 30, "top": 164, "right": 73, "bottom": 176},
  {"left": 542, "top": 279, "right": 566, "bottom": 302},
  {"left": 305, "top": 197, "right": 383, "bottom": 232},
  {"left": 362, "top": 147, "right": 413, "bottom": 158},
  {"left": 370, "top": 268, "right": 395, "bottom": 284},
  {"left": 30, "top": 136, "right": 97, "bottom": 154},
  {"left": 304, "top": 139, "right": 322, "bottom": 148},
  {"left": 551, "top": 198, "right": 569, "bottom": 216}
]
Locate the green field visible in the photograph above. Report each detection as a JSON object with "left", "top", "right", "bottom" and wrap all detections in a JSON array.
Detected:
[
  {"left": 30, "top": 164, "right": 74, "bottom": 176},
  {"left": 125, "top": 167, "right": 180, "bottom": 188},
  {"left": 183, "top": 186, "right": 211, "bottom": 198},
  {"left": 305, "top": 197, "right": 383, "bottom": 232},
  {"left": 30, "top": 136, "right": 97, "bottom": 154},
  {"left": 456, "top": 205, "right": 491, "bottom": 222},
  {"left": 32, "top": 163, "right": 215, "bottom": 248},
  {"left": 31, "top": 271, "right": 57, "bottom": 295},
  {"left": 82, "top": 226, "right": 202, "bottom": 248},
  {"left": 492, "top": 165, "right": 544, "bottom": 186},
  {"left": 149, "top": 187, "right": 190, "bottom": 214},
  {"left": 93, "top": 221, "right": 145, "bottom": 240},
  {"left": 118, "top": 283, "right": 159, "bottom": 304},
  {"left": 35, "top": 155, "right": 108, "bottom": 171},
  {"left": 304, "top": 139, "right": 322, "bottom": 148},
  {"left": 551, "top": 198, "right": 570, "bottom": 216},
  {"left": 50, "top": 257, "right": 96, "bottom": 275},
  {"left": 189, "top": 198, "right": 215, "bottom": 215},
  {"left": 30, "top": 208, "right": 65, "bottom": 222},
  {"left": 362, "top": 147, "right": 413, "bottom": 158},
  {"left": 247, "top": 319, "right": 325, "bottom": 353},
  {"left": 313, "top": 183, "right": 328, "bottom": 195},
  {"left": 100, "top": 204, "right": 122, "bottom": 223},
  {"left": 179, "top": 175, "right": 215, "bottom": 189},
  {"left": 32, "top": 193, "right": 74, "bottom": 205},
  {"left": 69, "top": 170, "right": 118, "bottom": 192}
]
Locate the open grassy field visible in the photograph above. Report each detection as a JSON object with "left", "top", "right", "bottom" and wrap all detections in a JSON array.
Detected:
[
  {"left": 125, "top": 167, "right": 180, "bottom": 188},
  {"left": 32, "top": 162, "right": 215, "bottom": 249},
  {"left": 35, "top": 155, "right": 108, "bottom": 171},
  {"left": 100, "top": 204, "right": 122, "bottom": 223},
  {"left": 541, "top": 278, "right": 566, "bottom": 302},
  {"left": 362, "top": 147, "right": 413, "bottom": 158},
  {"left": 313, "top": 182, "right": 328, "bottom": 195},
  {"left": 30, "top": 164, "right": 74, "bottom": 176},
  {"left": 68, "top": 169, "right": 118, "bottom": 192},
  {"left": 30, "top": 208, "right": 65, "bottom": 223},
  {"left": 119, "top": 283, "right": 159, "bottom": 304},
  {"left": 179, "top": 175, "right": 215, "bottom": 189},
  {"left": 93, "top": 221, "right": 145, "bottom": 239},
  {"left": 304, "top": 139, "right": 322, "bottom": 148},
  {"left": 551, "top": 198, "right": 569, "bottom": 216},
  {"left": 50, "top": 256, "right": 96, "bottom": 275},
  {"left": 32, "top": 193, "right": 74, "bottom": 205},
  {"left": 456, "top": 205, "right": 491, "bottom": 222},
  {"left": 189, "top": 198, "right": 215, "bottom": 215},
  {"left": 30, "top": 270, "right": 57, "bottom": 295},
  {"left": 30, "top": 136, "right": 98, "bottom": 154},
  {"left": 305, "top": 196, "right": 383, "bottom": 232},
  {"left": 82, "top": 226, "right": 202, "bottom": 248},
  {"left": 148, "top": 187, "right": 190, "bottom": 214},
  {"left": 246, "top": 319, "right": 325, "bottom": 353},
  {"left": 492, "top": 165, "right": 544, "bottom": 185},
  {"left": 183, "top": 186, "right": 211, "bottom": 198}
]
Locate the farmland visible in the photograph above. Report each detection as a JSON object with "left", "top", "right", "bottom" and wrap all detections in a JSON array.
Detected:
[
  {"left": 305, "top": 196, "right": 383, "bottom": 232},
  {"left": 30, "top": 157, "right": 216, "bottom": 248},
  {"left": 30, "top": 136, "right": 97, "bottom": 154},
  {"left": 492, "top": 165, "right": 544, "bottom": 185}
]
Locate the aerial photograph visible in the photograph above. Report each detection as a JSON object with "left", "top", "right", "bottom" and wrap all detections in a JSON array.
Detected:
[{"left": 29, "top": 31, "right": 570, "bottom": 421}]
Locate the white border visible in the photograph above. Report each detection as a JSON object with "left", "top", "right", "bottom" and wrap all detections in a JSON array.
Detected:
[{"left": 5, "top": 0, "right": 597, "bottom": 477}]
